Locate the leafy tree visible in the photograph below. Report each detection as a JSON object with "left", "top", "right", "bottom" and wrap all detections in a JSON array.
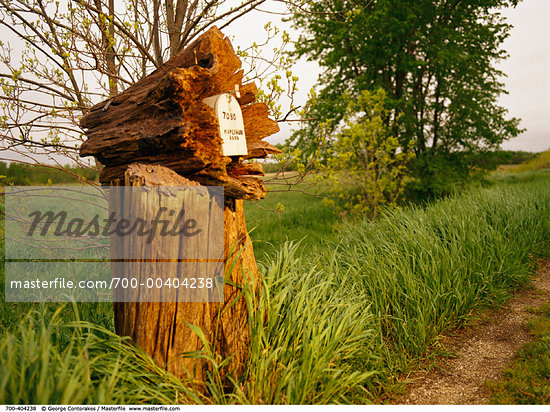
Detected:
[
  {"left": 322, "top": 88, "right": 413, "bottom": 218},
  {"left": 288, "top": 0, "right": 523, "bottom": 196}
]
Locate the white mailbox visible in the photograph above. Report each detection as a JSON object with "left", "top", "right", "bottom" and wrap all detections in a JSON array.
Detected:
[{"left": 202, "top": 93, "right": 248, "bottom": 157}]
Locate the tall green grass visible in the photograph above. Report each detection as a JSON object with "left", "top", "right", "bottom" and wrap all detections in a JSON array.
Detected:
[
  {"left": 240, "top": 243, "right": 381, "bottom": 403},
  {"left": 0, "top": 305, "right": 206, "bottom": 404},
  {"left": 235, "top": 172, "right": 550, "bottom": 402},
  {"left": 332, "top": 173, "right": 550, "bottom": 366},
  {"left": 1, "top": 171, "right": 549, "bottom": 404}
]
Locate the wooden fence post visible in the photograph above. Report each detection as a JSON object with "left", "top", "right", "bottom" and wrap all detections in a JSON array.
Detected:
[{"left": 79, "top": 27, "right": 280, "bottom": 384}]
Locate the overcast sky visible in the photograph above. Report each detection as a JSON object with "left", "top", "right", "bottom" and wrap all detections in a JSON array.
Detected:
[
  {"left": 496, "top": 0, "right": 550, "bottom": 152},
  {"left": 228, "top": 0, "right": 550, "bottom": 152}
]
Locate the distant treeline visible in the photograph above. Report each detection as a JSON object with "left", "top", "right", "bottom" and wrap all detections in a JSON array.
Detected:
[
  {"left": 0, "top": 150, "right": 540, "bottom": 185},
  {"left": 486, "top": 150, "right": 539, "bottom": 166},
  {"left": 262, "top": 150, "right": 538, "bottom": 175},
  {"left": 261, "top": 161, "right": 295, "bottom": 174},
  {"left": 0, "top": 162, "right": 98, "bottom": 185},
  {"left": 514, "top": 149, "right": 550, "bottom": 173}
]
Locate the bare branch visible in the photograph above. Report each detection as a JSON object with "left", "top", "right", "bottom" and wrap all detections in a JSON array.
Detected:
[
  {"left": 0, "top": 74, "right": 75, "bottom": 102},
  {"left": 69, "top": 0, "right": 159, "bottom": 68}
]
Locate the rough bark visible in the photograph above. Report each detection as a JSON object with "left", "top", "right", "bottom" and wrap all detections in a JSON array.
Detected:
[
  {"left": 111, "top": 163, "right": 258, "bottom": 383},
  {"left": 79, "top": 26, "right": 280, "bottom": 200}
]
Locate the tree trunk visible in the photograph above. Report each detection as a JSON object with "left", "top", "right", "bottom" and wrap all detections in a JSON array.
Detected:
[
  {"left": 79, "top": 27, "right": 276, "bottom": 385},
  {"left": 111, "top": 163, "right": 258, "bottom": 384}
]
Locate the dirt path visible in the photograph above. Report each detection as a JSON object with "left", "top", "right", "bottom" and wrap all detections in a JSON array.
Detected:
[{"left": 395, "top": 259, "right": 550, "bottom": 405}]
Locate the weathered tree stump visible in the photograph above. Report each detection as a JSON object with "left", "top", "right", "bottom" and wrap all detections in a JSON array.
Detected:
[
  {"left": 79, "top": 27, "right": 280, "bottom": 383},
  {"left": 80, "top": 26, "right": 280, "bottom": 199}
]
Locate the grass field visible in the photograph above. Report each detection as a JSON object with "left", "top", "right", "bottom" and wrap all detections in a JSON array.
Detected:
[
  {"left": 244, "top": 177, "right": 338, "bottom": 258},
  {"left": 1, "top": 169, "right": 550, "bottom": 404},
  {"left": 493, "top": 149, "right": 550, "bottom": 175}
]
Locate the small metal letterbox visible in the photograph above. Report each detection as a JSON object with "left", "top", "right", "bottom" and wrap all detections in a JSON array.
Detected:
[{"left": 202, "top": 93, "right": 248, "bottom": 156}]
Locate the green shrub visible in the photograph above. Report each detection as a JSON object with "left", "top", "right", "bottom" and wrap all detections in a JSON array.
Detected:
[{"left": 515, "top": 149, "right": 550, "bottom": 172}]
